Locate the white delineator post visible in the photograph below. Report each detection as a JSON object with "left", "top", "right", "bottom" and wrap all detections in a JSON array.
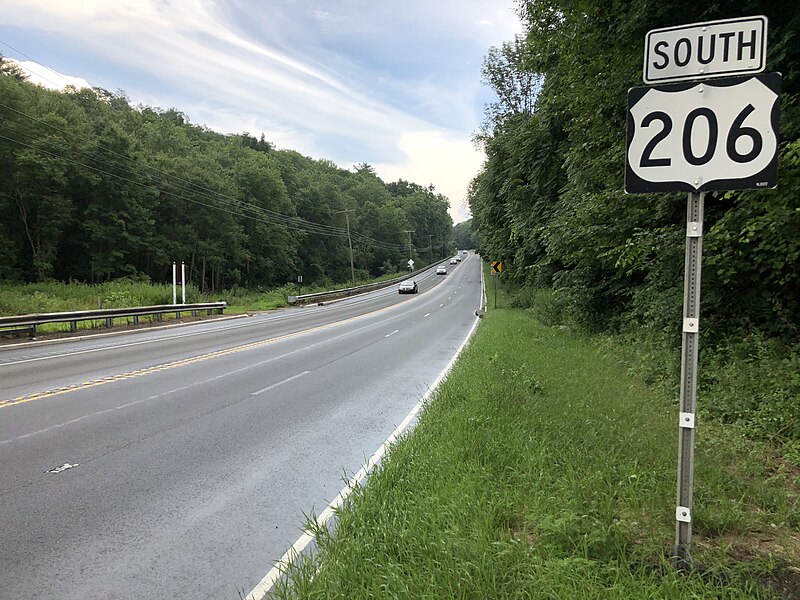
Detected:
[
  {"left": 172, "top": 262, "right": 177, "bottom": 305},
  {"left": 181, "top": 261, "right": 186, "bottom": 304}
]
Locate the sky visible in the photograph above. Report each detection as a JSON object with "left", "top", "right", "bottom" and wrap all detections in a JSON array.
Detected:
[{"left": 0, "top": 1, "right": 523, "bottom": 223}]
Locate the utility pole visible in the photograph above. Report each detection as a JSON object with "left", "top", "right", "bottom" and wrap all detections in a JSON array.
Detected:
[
  {"left": 335, "top": 209, "right": 356, "bottom": 286},
  {"left": 404, "top": 230, "right": 415, "bottom": 272},
  {"left": 428, "top": 234, "right": 433, "bottom": 265}
]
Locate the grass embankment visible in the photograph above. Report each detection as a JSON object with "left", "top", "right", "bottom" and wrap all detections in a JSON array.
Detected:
[{"left": 272, "top": 273, "right": 799, "bottom": 598}]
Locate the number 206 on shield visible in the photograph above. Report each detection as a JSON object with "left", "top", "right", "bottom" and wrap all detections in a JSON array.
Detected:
[{"left": 625, "top": 72, "right": 780, "bottom": 193}]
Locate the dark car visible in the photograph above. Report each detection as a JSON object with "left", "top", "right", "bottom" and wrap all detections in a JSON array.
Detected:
[{"left": 398, "top": 279, "right": 418, "bottom": 294}]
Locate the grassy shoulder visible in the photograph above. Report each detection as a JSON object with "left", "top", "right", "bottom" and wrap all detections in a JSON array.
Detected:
[{"left": 271, "top": 272, "right": 799, "bottom": 598}]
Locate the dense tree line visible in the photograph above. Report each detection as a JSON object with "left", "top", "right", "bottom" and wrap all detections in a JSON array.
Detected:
[
  {"left": 0, "top": 61, "right": 453, "bottom": 291},
  {"left": 470, "top": 1, "right": 800, "bottom": 347},
  {"left": 452, "top": 218, "right": 478, "bottom": 251}
]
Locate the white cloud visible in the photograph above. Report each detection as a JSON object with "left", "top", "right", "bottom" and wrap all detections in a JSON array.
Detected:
[
  {"left": 10, "top": 59, "right": 91, "bottom": 91},
  {"left": 373, "top": 131, "right": 483, "bottom": 223}
]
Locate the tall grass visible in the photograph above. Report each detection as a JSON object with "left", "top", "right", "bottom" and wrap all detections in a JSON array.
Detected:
[
  {"left": 0, "top": 274, "right": 405, "bottom": 336},
  {"left": 270, "top": 266, "right": 798, "bottom": 599},
  {"left": 0, "top": 280, "right": 179, "bottom": 315},
  {"left": 0, "top": 270, "right": 410, "bottom": 318}
]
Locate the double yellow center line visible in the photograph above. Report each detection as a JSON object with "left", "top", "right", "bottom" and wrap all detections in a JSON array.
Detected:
[{"left": 0, "top": 302, "right": 402, "bottom": 410}]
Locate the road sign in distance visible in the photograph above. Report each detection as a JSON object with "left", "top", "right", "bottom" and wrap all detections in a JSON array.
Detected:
[
  {"left": 626, "top": 73, "right": 780, "bottom": 194},
  {"left": 491, "top": 261, "right": 503, "bottom": 274},
  {"left": 644, "top": 16, "right": 767, "bottom": 84}
]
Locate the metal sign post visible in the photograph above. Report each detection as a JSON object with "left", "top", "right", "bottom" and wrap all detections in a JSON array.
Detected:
[
  {"left": 297, "top": 275, "right": 303, "bottom": 296},
  {"left": 674, "top": 191, "right": 704, "bottom": 568},
  {"left": 490, "top": 261, "right": 503, "bottom": 309}
]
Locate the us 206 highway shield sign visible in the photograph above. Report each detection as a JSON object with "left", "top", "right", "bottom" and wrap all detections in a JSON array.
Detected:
[{"left": 625, "top": 72, "right": 780, "bottom": 193}]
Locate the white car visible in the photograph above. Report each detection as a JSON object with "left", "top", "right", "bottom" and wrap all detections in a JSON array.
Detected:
[
  {"left": 449, "top": 258, "right": 457, "bottom": 265},
  {"left": 398, "top": 279, "right": 418, "bottom": 294},
  {"left": 436, "top": 265, "right": 447, "bottom": 275}
]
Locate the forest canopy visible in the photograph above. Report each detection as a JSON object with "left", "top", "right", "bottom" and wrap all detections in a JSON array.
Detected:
[
  {"left": 0, "top": 64, "right": 454, "bottom": 291},
  {"left": 470, "top": 0, "right": 800, "bottom": 345}
]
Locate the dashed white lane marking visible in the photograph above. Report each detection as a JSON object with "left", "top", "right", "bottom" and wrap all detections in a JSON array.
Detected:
[
  {"left": 245, "top": 304, "right": 483, "bottom": 600},
  {"left": 424, "top": 313, "right": 430, "bottom": 318},
  {"left": 2, "top": 301, "right": 407, "bottom": 412},
  {"left": 252, "top": 371, "right": 310, "bottom": 396},
  {"left": 448, "top": 297, "right": 451, "bottom": 300},
  {"left": 439, "top": 304, "right": 444, "bottom": 307},
  {"left": 2, "top": 312, "right": 413, "bottom": 443},
  {"left": 384, "top": 330, "right": 399, "bottom": 338}
]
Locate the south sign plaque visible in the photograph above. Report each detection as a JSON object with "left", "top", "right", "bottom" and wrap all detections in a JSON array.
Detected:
[
  {"left": 644, "top": 16, "right": 767, "bottom": 84},
  {"left": 625, "top": 72, "right": 780, "bottom": 193}
]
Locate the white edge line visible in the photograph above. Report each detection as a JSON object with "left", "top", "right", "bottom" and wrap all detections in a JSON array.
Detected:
[{"left": 246, "top": 302, "right": 483, "bottom": 599}]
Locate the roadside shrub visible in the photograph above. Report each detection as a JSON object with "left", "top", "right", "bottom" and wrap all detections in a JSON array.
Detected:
[
  {"left": 527, "top": 288, "right": 566, "bottom": 327},
  {"left": 701, "top": 334, "right": 800, "bottom": 445}
]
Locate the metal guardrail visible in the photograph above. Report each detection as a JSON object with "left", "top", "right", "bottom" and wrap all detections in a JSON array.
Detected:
[
  {"left": 0, "top": 302, "right": 227, "bottom": 340},
  {"left": 288, "top": 261, "right": 446, "bottom": 305}
]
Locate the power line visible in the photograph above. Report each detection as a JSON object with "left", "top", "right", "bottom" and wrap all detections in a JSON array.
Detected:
[
  {"left": 0, "top": 132, "right": 347, "bottom": 235},
  {"left": 0, "top": 43, "right": 418, "bottom": 252},
  {"left": 0, "top": 113, "right": 407, "bottom": 250},
  {"left": 0, "top": 105, "right": 358, "bottom": 238}
]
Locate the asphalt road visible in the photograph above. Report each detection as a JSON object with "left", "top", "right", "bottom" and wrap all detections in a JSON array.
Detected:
[{"left": 0, "top": 253, "right": 483, "bottom": 599}]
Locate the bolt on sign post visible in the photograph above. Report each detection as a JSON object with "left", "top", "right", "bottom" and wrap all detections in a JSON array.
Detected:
[{"left": 626, "top": 15, "right": 779, "bottom": 569}]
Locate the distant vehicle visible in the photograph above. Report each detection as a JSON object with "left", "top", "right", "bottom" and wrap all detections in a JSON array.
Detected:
[
  {"left": 398, "top": 279, "right": 418, "bottom": 294},
  {"left": 455, "top": 256, "right": 462, "bottom": 262},
  {"left": 462, "top": 250, "right": 468, "bottom": 255},
  {"left": 449, "top": 258, "right": 458, "bottom": 265},
  {"left": 437, "top": 265, "right": 447, "bottom": 275}
]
